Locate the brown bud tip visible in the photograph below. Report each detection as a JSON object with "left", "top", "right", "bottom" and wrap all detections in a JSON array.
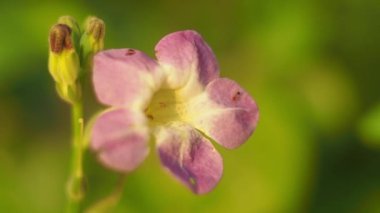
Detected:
[
  {"left": 49, "top": 24, "right": 73, "bottom": 53},
  {"left": 85, "top": 17, "right": 105, "bottom": 40}
]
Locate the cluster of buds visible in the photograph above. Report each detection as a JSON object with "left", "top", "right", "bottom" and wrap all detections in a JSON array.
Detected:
[{"left": 48, "top": 16, "right": 105, "bottom": 104}]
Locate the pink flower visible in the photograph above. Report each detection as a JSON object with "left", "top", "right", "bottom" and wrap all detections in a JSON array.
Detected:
[{"left": 91, "top": 30, "right": 259, "bottom": 194}]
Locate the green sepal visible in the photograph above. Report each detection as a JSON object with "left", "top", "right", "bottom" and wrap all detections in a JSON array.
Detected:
[{"left": 55, "top": 82, "right": 81, "bottom": 104}]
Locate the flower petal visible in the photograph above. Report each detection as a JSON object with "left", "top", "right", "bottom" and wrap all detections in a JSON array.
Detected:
[
  {"left": 155, "top": 30, "right": 219, "bottom": 91},
  {"left": 91, "top": 108, "right": 149, "bottom": 172},
  {"left": 155, "top": 123, "right": 223, "bottom": 194},
  {"left": 93, "top": 49, "right": 162, "bottom": 109},
  {"left": 188, "top": 78, "right": 259, "bottom": 149}
]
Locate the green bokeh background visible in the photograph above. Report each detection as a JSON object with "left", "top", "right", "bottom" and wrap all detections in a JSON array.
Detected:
[{"left": 1, "top": 0, "right": 380, "bottom": 212}]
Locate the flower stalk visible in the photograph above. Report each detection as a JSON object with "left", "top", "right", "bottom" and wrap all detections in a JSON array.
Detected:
[
  {"left": 66, "top": 101, "right": 84, "bottom": 213},
  {"left": 48, "top": 15, "right": 105, "bottom": 213}
]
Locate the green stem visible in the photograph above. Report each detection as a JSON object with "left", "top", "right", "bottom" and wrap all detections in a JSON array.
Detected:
[{"left": 67, "top": 101, "right": 84, "bottom": 213}]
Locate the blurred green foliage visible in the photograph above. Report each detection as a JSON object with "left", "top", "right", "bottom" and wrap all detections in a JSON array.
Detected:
[{"left": 0, "top": 0, "right": 380, "bottom": 212}]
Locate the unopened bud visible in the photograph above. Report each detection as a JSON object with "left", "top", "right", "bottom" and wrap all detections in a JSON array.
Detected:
[
  {"left": 58, "top": 16, "right": 81, "bottom": 35},
  {"left": 80, "top": 16, "right": 105, "bottom": 71},
  {"left": 83, "top": 16, "right": 105, "bottom": 50},
  {"left": 48, "top": 23, "right": 80, "bottom": 103},
  {"left": 58, "top": 16, "right": 81, "bottom": 52},
  {"left": 49, "top": 24, "right": 72, "bottom": 53}
]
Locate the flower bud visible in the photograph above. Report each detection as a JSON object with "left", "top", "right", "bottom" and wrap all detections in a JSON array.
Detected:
[
  {"left": 48, "top": 24, "right": 81, "bottom": 103},
  {"left": 58, "top": 16, "right": 81, "bottom": 52},
  {"left": 48, "top": 24, "right": 80, "bottom": 85},
  {"left": 58, "top": 16, "right": 81, "bottom": 34},
  {"left": 49, "top": 24, "right": 72, "bottom": 54},
  {"left": 80, "top": 16, "right": 105, "bottom": 71}
]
